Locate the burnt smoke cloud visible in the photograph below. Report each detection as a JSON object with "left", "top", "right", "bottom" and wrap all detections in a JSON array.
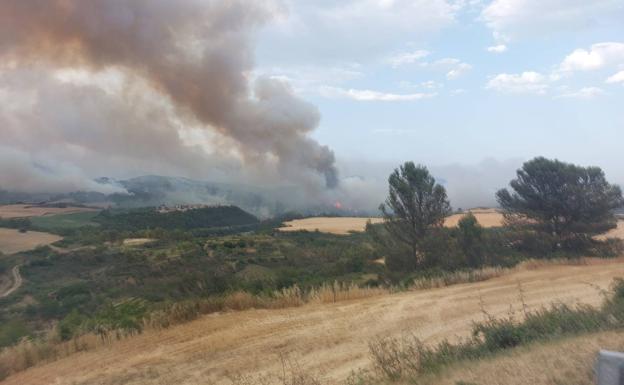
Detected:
[{"left": 0, "top": 0, "right": 338, "bottom": 192}]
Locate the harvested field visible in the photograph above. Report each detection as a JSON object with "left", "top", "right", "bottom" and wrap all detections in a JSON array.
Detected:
[
  {"left": 0, "top": 228, "right": 62, "bottom": 255},
  {"left": 122, "top": 238, "right": 156, "bottom": 247},
  {"left": 279, "top": 216, "right": 384, "bottom": 235},
  {"left": 5, "top": 258, "right": 624, "bottom": 385},
  {"left": 279, "top": 209, "right": 504, "bottom": 235},
  {"left": 0, "top": 204, "right": 97, "bottom": 219},
  {"left": 444, "top": 208, "right": 504, "bottom": 227},
  {"left": 597, "top": 220, "right": 624, "bottom": 240}
]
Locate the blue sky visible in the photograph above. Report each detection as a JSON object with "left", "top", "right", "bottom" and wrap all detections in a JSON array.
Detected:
[{"left": 254, "top": 0, "right": 624, "bottom": 175}]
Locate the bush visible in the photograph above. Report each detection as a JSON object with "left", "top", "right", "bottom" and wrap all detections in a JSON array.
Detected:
[
  {"left": 58, "top": 310, "right": 88, "bottom": 340},
  {"left": 0, "top": 320, "right": 30, "bottom": 347}
]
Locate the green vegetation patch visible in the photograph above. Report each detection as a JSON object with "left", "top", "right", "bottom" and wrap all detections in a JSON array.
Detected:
[
  {"left": 95, "top": 205, "right": 259, "bottom": 231},
  {"left": 30, "top": 211, "right": 100, "bottom": 231}
]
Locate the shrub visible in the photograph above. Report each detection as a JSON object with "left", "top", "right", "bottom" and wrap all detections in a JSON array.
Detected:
[{"left": 0, "top": 320, "right": 30, "bottom": 348}]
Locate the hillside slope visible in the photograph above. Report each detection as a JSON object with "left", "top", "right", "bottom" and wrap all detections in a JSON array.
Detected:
[{"left": 4, "top": 258, "right": 624, "bottom": 385}]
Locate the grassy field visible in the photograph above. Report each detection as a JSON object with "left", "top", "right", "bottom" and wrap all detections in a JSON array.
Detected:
[
  {"left": 279, "top": 209, "right": 505, "bottom": 235},
  {"left": 4, "top": 258, "right": 624, "bottom": 385},
  {"left": 29, "top": 211, "right": 100, "bottom": 231},
  {"left": 0, "top": 228, "right": 62, "bottom": 255}
]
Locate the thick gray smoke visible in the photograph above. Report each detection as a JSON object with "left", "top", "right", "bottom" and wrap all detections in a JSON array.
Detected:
[{"left": 0, "top": 0, "right": 338, "bottom": 191}]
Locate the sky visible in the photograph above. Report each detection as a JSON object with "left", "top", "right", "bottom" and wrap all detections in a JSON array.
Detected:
[
  {"left": 255, "top": 0, "right": 624, "bottom": 174},
  {"left": 0, "top": 0, "right": 623, "bottom": 210}
]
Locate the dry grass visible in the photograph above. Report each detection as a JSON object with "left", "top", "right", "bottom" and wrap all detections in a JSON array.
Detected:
[
  {"left": 418, "top": 331, "right": 624, "bottom": 385},
  {"left": 278, "top": 209, "right": 505, "bottom": 235},
  {"left": 0, "top": 204, "right": 97, "bottom": 219},
  {"left": 4, "top": 258, "right": 624, "bottom": 385},
  {"left": 0, "top": 228, "right": 62, "bottom": 255},
  {"left": 409, "top": 266, "right": 507, "bottom": 290}
]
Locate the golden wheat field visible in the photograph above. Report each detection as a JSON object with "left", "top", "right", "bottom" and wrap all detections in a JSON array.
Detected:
[
  {"left": 443, "top": 208, "right": 505, "bottom": 227},
  {"left": 0, "top": 228, "right": 62, "bottom": 255},
  {"left": 5, "top": 258, "right": 624, "bottom": 385},
  {"left": 0, "top": 204, "right": 97, "bottom": 219},
  {"left": 279, "top": 209, "right": 504, "bottom": 235},
  {"left": 279, "top": 216, "right": 384, "bottom": 234}
]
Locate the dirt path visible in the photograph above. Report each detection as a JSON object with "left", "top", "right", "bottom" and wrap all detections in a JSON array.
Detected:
[
  {"left": 0, "top": 265, "right": 22, "bottom": 298},
  {"left": 5, "top": 259, "right": 624, "bottom": 385}
]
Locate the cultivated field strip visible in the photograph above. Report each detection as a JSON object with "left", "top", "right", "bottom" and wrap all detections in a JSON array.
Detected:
[
  {"left": 0, "top": 204, "right": 97, "bottom": 219},
  {"left": 279, "top": 209, "right": 504, "bottom": 235},
  {"left": 5, "top": 259, "right": 624, "bottom": 385}
]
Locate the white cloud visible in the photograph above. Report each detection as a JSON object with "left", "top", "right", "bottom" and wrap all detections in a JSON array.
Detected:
[
  {"left": 446, "top": 62, "right": 472, "bottom": 79},
  {"left": 486, "top": 71, "right": 549, "bottom": 94},
  {"left": 262, "top": 0, "right": 461, "bottom": 64},
  {"left": 386, "top": 50, "right": 430, "bottom": 67},
  {"left": 557, "top": 86, "right": 605, "bottom": 99},
  {"left": 385, "top": 54, "right": 472, "bottom": 78},
  {"left": 481, "top": 0, "right": 624, "bottom": 41},
  {"left": 322, "top": 0, "right": 460, "bottom": 30},
  {"left": 398, "top": 80, "right": 442, "bottom": 90},
  {"left": 607, "top": 70, "right": 624, "bottom": 84},
  {"left": 560, "top": 42, "right": 624, "bottom": 72},
  {"left": 319, "top": 86, "right": 435, "bottom": 101},
  {"left": 487, "top": 44, "right": 507, "bottom": 53},
  {"left": 256, "top": 65, "right": 363, "bottom": 94},
  {"left": 421, "top": 80, "right": 442, "bottom": 89},
  {"left": 425, "top": 58, "right": 473, "bottom": 79}
]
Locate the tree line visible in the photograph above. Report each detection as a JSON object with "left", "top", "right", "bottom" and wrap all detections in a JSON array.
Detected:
[{"left": 373, "top": 157, "right": 624, "bottom": 272}]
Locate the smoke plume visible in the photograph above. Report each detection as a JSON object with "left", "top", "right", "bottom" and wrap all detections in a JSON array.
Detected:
[{"left": 0, "top": 0, "right": 338, "bottom": 192}]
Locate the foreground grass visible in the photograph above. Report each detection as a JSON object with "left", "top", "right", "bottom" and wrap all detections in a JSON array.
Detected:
[
  {"left": 0, "top": 259, "right": 614, "bottom": 383},
  {"left": 227, "top": 278, "right": 624, "bottom": 385},
  {"left": 0, "top": 265, "right": 509, "bottom": 380},
  {"left": 413, "top": 330, "right": 624, "bottom": 385},
  {"left": 362, "top": 278, "right": 624, "bottom": 384}
]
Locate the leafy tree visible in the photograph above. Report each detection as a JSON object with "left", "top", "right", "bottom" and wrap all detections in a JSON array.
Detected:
[
  {"left": 380, "top": 162, "right": 451, "bottom": 266},
  {"left": 457, "top": 213, "right": 484, "bottom": 268},
  {"left": 496, "top": 157, "right": 623, "bottom": 248}
]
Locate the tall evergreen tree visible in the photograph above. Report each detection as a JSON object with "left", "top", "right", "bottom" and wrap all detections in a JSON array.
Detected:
[
  {"left": 380, "top": 162, "right": 451, "bottom": 265},
  {"left": 497, "top": 157, "right": 623, "bottom": 246}
]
